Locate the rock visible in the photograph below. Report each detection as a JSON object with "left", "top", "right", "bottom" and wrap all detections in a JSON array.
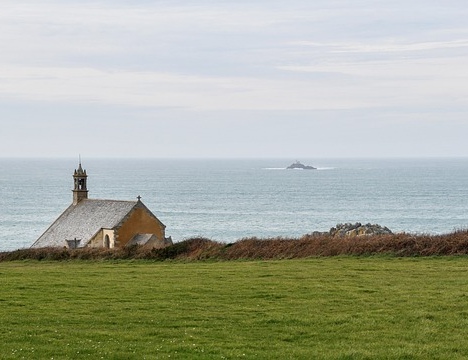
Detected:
[
  {"left": 329, "top": 222, "right": 392, "bottom": 238},
  {"left": 286, "top": 161, "right": 316, "bottom": 170}
]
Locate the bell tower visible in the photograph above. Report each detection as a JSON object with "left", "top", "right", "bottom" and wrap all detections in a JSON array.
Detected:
[{"left": 73, "top": 160, "right": 88, "bottom": 205}]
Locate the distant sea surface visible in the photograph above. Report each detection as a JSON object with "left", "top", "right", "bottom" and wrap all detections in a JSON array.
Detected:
[{"left": 1, "top": 158, "right": 468, "bottom": 252}]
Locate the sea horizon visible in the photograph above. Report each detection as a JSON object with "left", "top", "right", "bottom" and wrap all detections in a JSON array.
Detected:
[{"left": 1, "top": 157, "right": 468, "bottom": 252}]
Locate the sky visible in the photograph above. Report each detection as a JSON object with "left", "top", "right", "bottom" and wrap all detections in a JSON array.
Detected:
[{"left": 1, "top": 0, "right": 468, "bottom": 158}]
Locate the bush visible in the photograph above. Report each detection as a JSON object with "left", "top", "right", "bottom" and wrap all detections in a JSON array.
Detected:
[{"left": 2, "top": 230, "right": 468, "bottom": 262}]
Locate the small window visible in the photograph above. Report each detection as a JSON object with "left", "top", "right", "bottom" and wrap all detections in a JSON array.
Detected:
[{"left": 104, "top": 235, "right": 110, "bottom": 248}]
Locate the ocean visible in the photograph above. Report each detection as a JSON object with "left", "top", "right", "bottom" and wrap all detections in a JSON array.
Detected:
[{"left": 1, "top": 158, "right": 468, "bottom": 252}]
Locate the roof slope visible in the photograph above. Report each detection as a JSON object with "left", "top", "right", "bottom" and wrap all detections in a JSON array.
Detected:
[
  {"left": 127, "top": 233, "right": 155, "bottom": 246},
  {"left": 32, "top": 199, "right": 138, "bottom": 248}
]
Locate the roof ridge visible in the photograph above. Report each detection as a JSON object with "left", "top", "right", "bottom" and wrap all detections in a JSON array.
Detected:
[{"left": 82, "top": 198, "right": 138, "bottom": 203}]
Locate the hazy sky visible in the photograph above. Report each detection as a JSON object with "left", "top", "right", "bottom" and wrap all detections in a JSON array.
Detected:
[{"left": 1, "top": 0, "right": 468, "bottom": 158}]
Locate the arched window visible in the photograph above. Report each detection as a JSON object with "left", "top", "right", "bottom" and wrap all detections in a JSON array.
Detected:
[{"left": 104, "top": 235, "right": 110, "bottom": 248}]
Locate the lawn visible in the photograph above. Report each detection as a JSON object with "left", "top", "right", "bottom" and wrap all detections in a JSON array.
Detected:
[{"left": 1, "top": 257, "right": 468, "bottom": 359}]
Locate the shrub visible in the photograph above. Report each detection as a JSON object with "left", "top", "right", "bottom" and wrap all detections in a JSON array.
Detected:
[{"left": 2, "top": 230, "right": 468, "bottom": 262}]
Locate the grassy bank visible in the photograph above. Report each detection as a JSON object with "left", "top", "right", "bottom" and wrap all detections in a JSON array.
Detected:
[
  {"left": 2, "top": 258, "right": 468, "bottom": 359},
  {"left": 3, "top": 230, "right": 468, "bottom": 262}
]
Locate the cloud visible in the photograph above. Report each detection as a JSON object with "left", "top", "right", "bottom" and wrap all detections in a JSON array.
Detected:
[
  {"left": 291, "top": 39, "right": 468, "bottom": 53},
  {"left": 0, "top": 64, "right": 374, "bottom": 110},
  {"left": 1, "top": 0, "right": 468, "bottom": 157},
  {"left": 278, "top": 56, "right": 467, "bottom": 79}
]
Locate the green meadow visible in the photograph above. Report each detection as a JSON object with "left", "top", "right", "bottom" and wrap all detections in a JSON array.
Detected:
[{"left": 2, "top": 258, "right": 468, "bottom": 359}]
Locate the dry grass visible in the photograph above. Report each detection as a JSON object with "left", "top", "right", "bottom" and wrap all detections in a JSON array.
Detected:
[
  {"left": 222, "top": 230, "right": 468, "bottom": 259},
  {"left": 3, "top": 230, "right": 468, "bottom": 261}
]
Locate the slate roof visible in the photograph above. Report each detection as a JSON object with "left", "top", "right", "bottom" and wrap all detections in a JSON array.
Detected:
[{"left": 32, "top": 199, "right": 138, "bottom": 248}]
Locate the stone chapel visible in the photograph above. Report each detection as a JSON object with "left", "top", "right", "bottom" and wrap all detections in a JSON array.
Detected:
[{"left": 31, "top": 162, "right": 172, "bottom": 249}]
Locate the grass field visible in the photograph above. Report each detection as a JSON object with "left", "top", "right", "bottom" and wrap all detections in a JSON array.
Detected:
[{"left": 2, "top": 258, "right": 468, "bottom": 359}]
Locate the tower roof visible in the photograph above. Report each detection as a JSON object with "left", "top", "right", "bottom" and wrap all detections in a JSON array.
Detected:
[
  {"left": 75, "top": 161, "right": 86, "bottom": 176},
  {"left": 73, "top": 157, "right": 87, "bottom": 176}
]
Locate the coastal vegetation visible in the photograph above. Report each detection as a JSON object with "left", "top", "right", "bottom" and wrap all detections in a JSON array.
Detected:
[
  {"left": 2, "top": 258, "right": 468, "bottom": 359},
  {"left": 2, "top": 229, "right": 468, "bottom": 261}
]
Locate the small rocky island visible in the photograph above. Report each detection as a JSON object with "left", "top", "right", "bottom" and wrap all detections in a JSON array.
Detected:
[{"left": 287, "top": 160, "right": 316, "bottom": 170}]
